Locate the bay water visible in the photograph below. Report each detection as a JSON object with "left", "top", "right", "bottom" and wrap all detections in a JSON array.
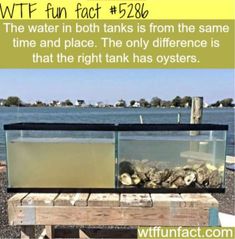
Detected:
[{"left": 0, "top": 107, "right": 234, "bottom": 161}]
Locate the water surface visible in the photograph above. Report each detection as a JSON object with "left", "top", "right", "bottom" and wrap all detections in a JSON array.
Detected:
[{"left": 0, "top": 107, "right": 234, "bottom": 160}]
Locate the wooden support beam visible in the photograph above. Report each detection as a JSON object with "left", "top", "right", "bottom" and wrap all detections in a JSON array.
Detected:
[
  {"left": 8, "top": 193, "right": 218, "bottom": 229},
  {"left": 45, "top": 225, "right": 53, "bottom": 238},
  {"left": 8, "top": 193, "right": 28, "bottom": 225}
]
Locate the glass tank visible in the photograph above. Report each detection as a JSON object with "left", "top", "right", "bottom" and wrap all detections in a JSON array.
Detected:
[
  {"left": 4, "top": 123, "right": 115, "bottom": 190},
  {"left": 4, "top": 123, "right": 228, "bottom": 193}
]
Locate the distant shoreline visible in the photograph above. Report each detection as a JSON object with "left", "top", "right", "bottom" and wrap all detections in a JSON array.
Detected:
[
  {"left": 0, "top": 106, "right": 234, "bottom": 109},
  {"left": 0, "top": 97, "right": 234, "bottom": 108}
]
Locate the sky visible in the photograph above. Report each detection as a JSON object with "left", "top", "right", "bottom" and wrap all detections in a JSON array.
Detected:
[{"left": 0, "top": 69, "right": 234, "bottom": 104}]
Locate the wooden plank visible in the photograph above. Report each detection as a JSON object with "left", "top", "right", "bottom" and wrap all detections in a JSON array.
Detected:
[
  {"left": 54, "top": 193, "right": 89, "bottom": 206},
  {"left": 151, "top": 193, "right": 183, "bottom": 207},
  {"left": 180, "top": 194, "right": 218, "bottom": 208},
  {"left": 34, "top": 206, "right": 209, "bottom": 226},
  {"left": 0, "top": 160, "right": 6, "bottom": 172},
  {"left": 74, "top": 193, "right": 90, "bottom": 207},
  {"left": 226, "top": 155, "right": 235, "bottom": 164},
  {"left": 88, "top": 193, "right": 119, "bottom": 207},
  {"left": 120, "top": 194, "right": 152, "bottom": 207},
  {"left": 54, "top": 193, "right": 79, "bottom": 206},
  {"left": 0, "top": 165, "right": 6, "bottom": 173},
  {"left": 8, "top": 193, "right": 28, "bottom": 206},
  {"left": 22, "top": 193, "right": 58, "bottom": 206},
  {"left": 11, "top": 205, "right": 209, "bottom": 226}
]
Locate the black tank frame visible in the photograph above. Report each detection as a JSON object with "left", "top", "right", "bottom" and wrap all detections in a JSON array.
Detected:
[{"left": 4, "top": 122, "right": 228, "bottom": 193}]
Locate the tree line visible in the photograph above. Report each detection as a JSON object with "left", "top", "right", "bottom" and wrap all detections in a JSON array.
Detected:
[{"left": 0, "top": 96, "right": 234, "bottom": 108}]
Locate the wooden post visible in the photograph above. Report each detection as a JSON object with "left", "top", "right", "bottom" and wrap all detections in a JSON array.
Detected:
[
  {"left": 38, "top": 226, "right": 54, "bottom": 239},
  {"left": 45, "top": 226, "right": 53, "bottom": 238},
  {"left": 79, "top": 229, "right": 90, "bottom": 239},
  {"left": 189, "top": 97, "right": 203, "bottom": 154},
  {"left": 177, "top": 112, "right": 181, "bottom": 124},
  {"left": 190, "top": 97, "right": 203, "bottom": 136}
]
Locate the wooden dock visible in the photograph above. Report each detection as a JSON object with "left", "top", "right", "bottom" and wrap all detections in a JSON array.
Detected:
[{"left": 8, "top": 193, "right": 219, "bottom": 238}]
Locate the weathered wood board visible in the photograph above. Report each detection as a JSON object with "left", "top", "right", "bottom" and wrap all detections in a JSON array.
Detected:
[
  {"left": 88, "top": 193, "right": 119, "bottom": 207},
  {"left": 120, "top": 194, "right": 152, "bottom": 207},
  {"left": 8, "top": 193, "right": 218, "bottom": 228}
]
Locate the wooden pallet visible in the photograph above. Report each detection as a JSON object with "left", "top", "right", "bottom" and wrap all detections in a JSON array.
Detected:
[{"left": 8, "top": 193, "right": 219, "bottom": 238}]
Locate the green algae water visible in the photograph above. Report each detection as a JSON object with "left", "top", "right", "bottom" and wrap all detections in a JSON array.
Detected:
[{"left": 7, "top": 138, "right": 115, "bottom": 188}]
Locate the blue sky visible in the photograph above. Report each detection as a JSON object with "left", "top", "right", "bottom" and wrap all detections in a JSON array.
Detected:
[{"left": 0, "top": 69, "right": 234, "bottom": 104}]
